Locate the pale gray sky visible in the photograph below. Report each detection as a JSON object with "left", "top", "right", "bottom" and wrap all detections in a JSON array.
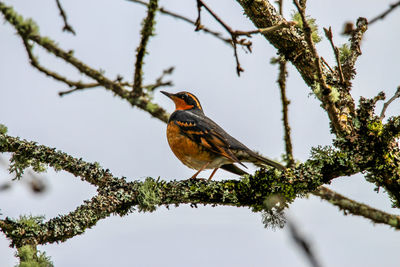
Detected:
[{"left": 1, "top": 0, "right": 400, "bottom": 266}]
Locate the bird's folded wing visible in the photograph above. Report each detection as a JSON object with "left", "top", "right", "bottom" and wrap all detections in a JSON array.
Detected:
[{"left": 174, "top": 119, "right": 246, "bottom": 168}]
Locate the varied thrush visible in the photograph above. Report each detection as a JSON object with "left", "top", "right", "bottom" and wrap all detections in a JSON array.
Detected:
[{"left": 161, "top": 91, "right": 285, "bottom": 180}]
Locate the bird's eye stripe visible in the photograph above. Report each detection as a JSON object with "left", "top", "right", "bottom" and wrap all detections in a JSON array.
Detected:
[{"left": 186, "top": 93, "right": 202, "bottom": 110}]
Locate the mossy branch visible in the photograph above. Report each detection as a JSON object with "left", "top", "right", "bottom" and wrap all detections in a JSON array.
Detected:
[
  {"left": 236, "top": 0, "right": 357, "bottom": 136},
  {"left": 2, "top": 130, "right": 400, "bottom": 248},
  {"left": 0, "top": 2, "right": 170, "bottom": 123},
  {"left": 314, "top": 186, "right": 400, "bottom": 230},
  {"left": 132, "top": 0, "right": 159, "bottom": 97}
]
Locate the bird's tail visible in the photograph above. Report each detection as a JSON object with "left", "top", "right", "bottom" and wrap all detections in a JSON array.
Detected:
[{"left": 248, "top": 152, "right": 286, "bottom": 171}]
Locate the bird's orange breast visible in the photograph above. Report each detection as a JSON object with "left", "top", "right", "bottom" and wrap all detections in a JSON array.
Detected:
[{"left": 166, "top": 121, "right": 214, "bottom": 170}]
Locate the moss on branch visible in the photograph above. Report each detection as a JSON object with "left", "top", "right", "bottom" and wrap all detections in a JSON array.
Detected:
[
  {"left": 0, "top": 131, "right": 367, "bottom": 247},
  {"left": 0, "top": 2, "right": 170, "bottom": 123}
]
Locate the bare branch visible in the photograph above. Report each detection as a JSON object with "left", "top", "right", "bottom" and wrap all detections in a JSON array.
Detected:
[
  {"left": 55, "top": 0, "right": 76, "bottom": 35},
  {"left": 196, "top": 0, "right": 294, "bottom": 76},
  {"left": 320, "top": 57, "right": 334, "bottom": 74},
  {"left": 143, "top": 66, "right": 174, "bottom": 92},
  {"left": 22, "top": 38, "right": 97, "bottom": 91},
  {"left": 380, "top": 86, "right": 400, "bottom": 120},
  {"left": 369, "top": 1, "right": 400, "bottom": 25},
  {"left": 196, "top": 0, "right": 245, "bottom": 75},
  {"left": 313, "top": 186, "right": 400, "bottom": 230},
  {"left": 132, "top": 0, "right": 158, "bottom": 98},
  {"left": 323, "top": 27, "right": 345, "bottom": 86},
  {"left": 288, "top": 220, "right": 322, "bottom": 267},
  {"left": 126, "top": 0, "right": 231, "bottom": 44}
]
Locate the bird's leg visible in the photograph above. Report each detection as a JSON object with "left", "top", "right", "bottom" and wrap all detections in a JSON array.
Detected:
[
  {"left": 190, "top": 162, "right": 210, "bottom": 179},
  {"left": 208, "top": 168, "right": 219, "bottom": 180}
]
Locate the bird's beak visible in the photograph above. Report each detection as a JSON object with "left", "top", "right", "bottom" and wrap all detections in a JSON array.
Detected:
[{"left": 161, "top": 91, "right": 173, "bottom": 99}]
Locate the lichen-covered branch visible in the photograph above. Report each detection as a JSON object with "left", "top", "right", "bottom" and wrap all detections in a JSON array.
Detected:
[
  {"left": 236, "top": 0, "right": 357, "bottom": 136},
  {"left": 132, "top": 0, "right": 158, "bottom": 97},
  {"left": 275, "top": 0, "right": 294, "bottom": 168},
  {"left": 0, "top": 131, "right": 375, "bottom": 246},
  {"left": 341, "top": 17, "right": 368, "bottom": 82},
  {"left": 323, "top": 27, "right": 345, "bottom": 86},
  {"left": 0, "top": 134, "right": 114, "bottom": 187},
  {"left": 314, "top": 186, "right": 400, "bottom": 230},
  {"left": 21, "top": 37, "right": 98, "bottom": 91},
  {"left": 0, "top": 2, "right": 170, "bottom": 123}
]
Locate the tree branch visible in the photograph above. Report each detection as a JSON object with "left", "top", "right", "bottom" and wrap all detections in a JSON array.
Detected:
[
  {"left": 132, "top": 0, "right": 158, "bottom": 98},
  {"left": 55, "top": 0, "right": 75, "bottom": 35},
  {"left": 21, "top": 37, "right": 98, "bottom": 92},
  {"left": 380, "top": 86, "right": 400, "bottom": 120},
  {"left": 126, "top": 0, "right": 231, "bottom": 45},
  {"left": 275, "top": 0, "right": 294, "bottom": 168},
  {"left": 195, "top": 0, "right": 293, "bottom": 75},
  {"left": 313, "top": 186, "right": 400, "bottom": 230},
  {"left": 369, "top": 1, "right": 400, "bottom": 25},
  {"left": 0, "top": 132, "right": 371, "bottom": 246},
  {"left": 323, "top": 27, "right": 345, "bottom": 86},
  {"left": 341, "top": 17, "right": 368, "bottom": 82},
  {"left": 0, "top": 2, "right": 170, "bottom": 123},
  {"left": 287, "top": 220, "right": 322, "bottom": 267},
  {"left": 236, "top": 0, "right": 356, "bottom": 136}
]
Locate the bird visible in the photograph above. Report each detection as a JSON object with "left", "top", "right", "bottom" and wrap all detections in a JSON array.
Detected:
[{"left": 161, "top": 91, "right": 286, "bottom": 180}]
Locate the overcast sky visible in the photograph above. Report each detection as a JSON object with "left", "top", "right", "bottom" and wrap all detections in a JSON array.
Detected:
[{"left": 1, "top": 0, "right": 400, "bottom": 266}]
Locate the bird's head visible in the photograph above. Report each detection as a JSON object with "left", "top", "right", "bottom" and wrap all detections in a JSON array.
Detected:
[{"left": 161, "top": 91, "right": 203, "bottom": 111}]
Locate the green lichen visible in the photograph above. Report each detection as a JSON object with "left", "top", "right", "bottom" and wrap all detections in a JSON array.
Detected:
[
  {"left": 9, "top": 153, "right": 47, "bottom": 180},
  {"left": 0, "top": 3, "right": 39, "bottom": 37},
  {"left": 17, "top": 215, "right": 45, "bottom": 233},
  {"left": 0, "top": 124, "right": 8, "bottom": 134},
  {"left": 145, "top": 102, "right": 159, "bottom": 113},
  {"left": 329, "top": 86, "right": 340, "bottom": 103},
  {"left": 291, "top": 12, "right": 322, "bottom": 43},
  {"left": 137, "top": 178, "right": 161, "bottom": 212},
  {"left": 367, "top": 121, "right": 383, "bottom": 136},
  {"left": 15, "top": 245, "right": 53, "bottom": 267},
  {"left": 311, "top": 80, "right": 321, "bottom": 98},
  {"left": 339, "top": 43, "right": 351, "bottom": 62}
]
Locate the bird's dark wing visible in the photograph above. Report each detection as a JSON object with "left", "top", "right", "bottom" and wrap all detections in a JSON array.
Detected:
[{"left": 171, "top": 110, "right": 247, "bottom": 168}]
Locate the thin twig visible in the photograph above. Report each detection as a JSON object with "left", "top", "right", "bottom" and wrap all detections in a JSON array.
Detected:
[
  {"left": 126, "top": 0, "right": 230, "bottom": 44},
  {"left": 196, "top": 0, "right": 294, "bottom": 76},
  {"left": 369, "top": 1, "right": 400, "bottom": 25},
  {"left": 380, "top": 86, "right": 400, "bottom": 120},
  {"left": 320, "top": 57, "right": 334, "bottom": 74},
  {"left": 313, "top": 186, "right": 400, "bottom": 230},
  {"left": 196, "top": 0, "right": 244, "bottom": 75},
  {"left": 276, "top": 0, "right": 294, "bottom": 168},
  {"left": 132, "top": 0, "right": 159, "bottom": 98},
  {"left": 143, "top": 66, "right": 174, "bottom": 92},
  {"left": 293, "top": 0, "right": 343, "bottom": 135},
  {"left": 22, "top": 38, "right": 97, "bottom": 91},
  {"left": 55, "top": 0, "right": 76, "bottom": 35},
  {"left": 323, "top": 27, "right": 345, "bottom": 86},
  {"left": 287, "top": 220, "right": 322, "bottom": 267},
  {"left": 58, "top": 84, "right": 99, "bottom": 96},
  {"left": 0, "top": 3, "right": 170, "bottom": 123}
]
